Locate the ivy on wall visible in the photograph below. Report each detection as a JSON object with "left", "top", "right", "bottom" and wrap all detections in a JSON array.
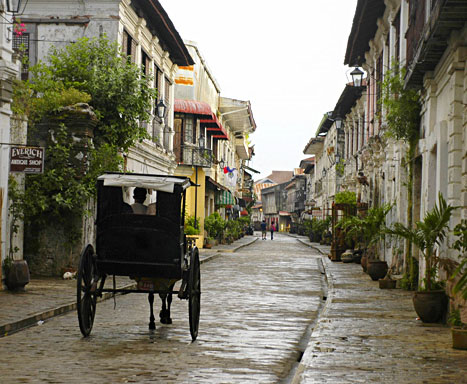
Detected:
[{"left": 380, "top": 62, "right": 422, "bottom": 290}]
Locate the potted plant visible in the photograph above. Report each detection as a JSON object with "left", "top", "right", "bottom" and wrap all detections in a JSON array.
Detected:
[
  {"left": 448, "top": 308, "right": 467, "bottom": 350},
  {"left": 448, "top": 219, "right": 467, "bottom": 349},
  {"left": 451, "top": 219, "right": 467, "bottom": 300},
  {"left": 2, "top": 255, "right": 30, "bottom": 291},
  {"left": 385, "top": 192, "right": 456, "bottom": 323},
  {"left": 204, "top": 212, "right": 225, "bottom": 246},
  {"left": 340, "top": 204, "right": 391, "bottom": 278}
]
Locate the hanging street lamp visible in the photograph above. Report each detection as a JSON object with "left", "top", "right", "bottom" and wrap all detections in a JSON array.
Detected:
[
  {"left": 350, "top": 67, "right": 364, "bottom": 87},
  {"left": 156, "top": 99, "right": 167, "bottom": 119},
  {"left": 6, "top": 0, "right": 23, "bottom": 13}
]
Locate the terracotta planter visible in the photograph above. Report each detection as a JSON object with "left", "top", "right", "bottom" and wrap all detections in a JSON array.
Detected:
[
  {"left": 367, "top": 260, "right": 388, "bottom": 281},
  {"left": 451, "top": 327, "right": 467, "bottom": 350},
  {"left": 412, "top": 290, "right": 447, "bottom": 323},
  {"left": 5, "top": 260, "right": 30, "bottom": 290}
]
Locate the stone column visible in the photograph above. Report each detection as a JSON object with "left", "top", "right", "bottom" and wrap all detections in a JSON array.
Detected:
[{"left": 447, "top": 52, "right": 465, "bottom": 225}]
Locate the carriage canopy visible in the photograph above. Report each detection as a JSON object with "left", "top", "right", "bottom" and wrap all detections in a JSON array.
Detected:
[{"left": 98, "top": 173, "right": 193, "bottom": 193}]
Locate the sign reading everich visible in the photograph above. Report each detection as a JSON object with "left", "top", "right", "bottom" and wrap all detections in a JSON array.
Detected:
[{"left": 10, "top": 146, "right": 45, "bottom": 174}]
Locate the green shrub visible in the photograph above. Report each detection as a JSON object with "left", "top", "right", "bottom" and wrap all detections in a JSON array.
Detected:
[
  {"left": 185, "top": 215, "right": 200, "bottom": 235},
  {"left": 204, "top": 212, "right": 225, "bottom": 239},
  {"left": 335, "top": 191, "right": 356, "bottom": 205}
]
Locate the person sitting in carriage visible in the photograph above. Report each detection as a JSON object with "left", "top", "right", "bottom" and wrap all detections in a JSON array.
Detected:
[
  {"left": 131, "top": 187, "right": 148, "bottom": 214},
  {"left": 130, "top": 187, "right": 156, "bottom": 215}
]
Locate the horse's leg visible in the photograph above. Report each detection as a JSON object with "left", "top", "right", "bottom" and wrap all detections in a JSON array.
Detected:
[
  {"left": 159, "top": 284, "right": 174, "bottom": 324},
  {"left": 148, "top": 292, "right": 156, "bottom": 330},
  {"left": 159, "top": 292, "right": 168, "bottom": 324},
  {"left": 165, "top": 284, "right": 174, "bottom": 324}
]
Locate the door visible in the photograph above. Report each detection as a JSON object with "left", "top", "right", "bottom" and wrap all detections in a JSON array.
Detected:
[{"left": 174, "top": 117, "right": 183, "bottom": 163}]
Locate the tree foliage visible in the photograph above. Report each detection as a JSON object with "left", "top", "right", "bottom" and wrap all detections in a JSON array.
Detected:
[
  {"left": 380, "top": 64, "right": 421, "bottom": 143},
  {"left": 9, "top": 36, "right": 155, "bottom": 247},
  {"left": 26, "top": 36, "right": 157, "bottom": 151}
]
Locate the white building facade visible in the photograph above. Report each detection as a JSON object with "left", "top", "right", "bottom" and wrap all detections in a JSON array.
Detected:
[
  {"left": 20, "top": 0, "right": 194, "bottom": 175},
  {"left": 0, "top": 1, "right": 20, "bottom": 284}
]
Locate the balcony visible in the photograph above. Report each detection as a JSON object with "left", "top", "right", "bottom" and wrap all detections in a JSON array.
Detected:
[
  {"left": 181, "top": 146, "right": 212, "bottom": 168},
  {"left": 405, "top": 0, "right": 467, "bottom": 87}
]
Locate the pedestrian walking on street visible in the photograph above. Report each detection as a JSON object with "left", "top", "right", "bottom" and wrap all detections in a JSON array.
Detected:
[
  {"left": 261, "top": 219, "right": 267, "bottom": 240},
  {"left": 270, "top": 222, "right": 275, "bottom": 240}
]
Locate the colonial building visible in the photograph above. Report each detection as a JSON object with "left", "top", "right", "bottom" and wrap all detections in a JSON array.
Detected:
[
  {"left": 0, "top": 1, "right": 20, "bottom": 286},
  {"left": 299, "top": 157, "right": 317, "bottom": 220},
  {"left": 174, "top": 41, "right": 256, "bottom": 247},
  {"left": 304, "top": 0, "right": 466, "bottom": 287},
  {"left": 20, "top": 0, "right": 193, "bottom": 175},
  {"left": 285, "top": 171, "right": 306, "bottom": 231}
]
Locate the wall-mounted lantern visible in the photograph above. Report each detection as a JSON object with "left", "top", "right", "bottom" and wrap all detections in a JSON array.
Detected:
[
  {"left": 350, "top": 67, "right": 364, "bottom": 87},
  {"left": 198, "top": 135, "right": 205, "bottom": 149},
  {"left": 6, "top": 0, "right": 23, "bottom": 13},
  {"left": 334, "top": 116, "right": 343, "bottom": 130},
  {"left": 156, "top": 99, "right": 167, "bottom": 119}
]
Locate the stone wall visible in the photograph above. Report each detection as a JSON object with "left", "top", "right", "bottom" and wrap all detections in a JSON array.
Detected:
[{"left": 25, "top": 104, "right": 97, "bottom": 276}]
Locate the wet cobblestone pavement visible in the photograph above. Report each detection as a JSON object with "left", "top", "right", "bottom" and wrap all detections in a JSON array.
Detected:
[
  {"left": 0, "top": 234, "right": 323, "bottom": 383},
  {"left": 291, "top": 236, "right": 467, "bottom": 384}
]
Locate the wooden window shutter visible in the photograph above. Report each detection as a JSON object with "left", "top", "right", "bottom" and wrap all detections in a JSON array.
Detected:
[
  {"left": 164, "top": 76, "right": 170, "bottom": 104},
  {"left": 122, "top": 30, "right": 129, "bottom": 63},
  {"left": 131, "top": 38, "right": 137, "bottom": 64}
]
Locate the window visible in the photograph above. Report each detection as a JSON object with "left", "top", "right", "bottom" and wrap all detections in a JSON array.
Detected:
[
  {"left": 164, "top": 76, "right": 171, "bottom": 104},
  {"left": 376, "top": 55, "right": 383, "bottom": 117},
  {"left": 393, "top": 10, "right": 401, "bottom": 64},
  {"left": 184, "top": 115, "right": 195, "bottom": 144},
  {"left": 154, "top": 65, "right": 162, "bottom": 92},
  {"left": 122, "top": 29, "right": 137, "bottom": 63},
  {"left": 141, "top": 50, "right": 150, "bottom": 77},
  {"left": 13, "top": 33, "right": 29, "bottom": 80}
]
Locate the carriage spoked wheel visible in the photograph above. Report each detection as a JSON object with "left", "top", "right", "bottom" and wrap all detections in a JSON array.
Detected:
[
  {"left": 77, "top": 244, "right": 99, "bottom": 337},
  {"left": 188, "top": 248, "right": 201, "bottom": 341}
]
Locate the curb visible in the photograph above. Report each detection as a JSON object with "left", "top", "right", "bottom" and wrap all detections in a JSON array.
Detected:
[
  {"left": 295, "top": 237, "right": 328, "bottom": 256},
  {"left": 290, "top": 250, "right": 334, "bottom": 384},
  {"left": 0, "top": 282, "right": 137, "bottom": 338},
  {"left": 0, "top": 237, "right": 259, "bottom": 338}
]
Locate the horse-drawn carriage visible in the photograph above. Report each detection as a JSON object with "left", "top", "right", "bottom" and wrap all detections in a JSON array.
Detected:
[{"left": 76, "top": 172, "right": 201, "bottom": 340}]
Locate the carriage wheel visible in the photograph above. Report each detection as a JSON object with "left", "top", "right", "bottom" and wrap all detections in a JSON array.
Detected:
[
  {"left": 77, "top": 244, "right": 98, "bottom": 337},
  {"left": 188, "top": 248, "right": 201, "bottom": 341}
]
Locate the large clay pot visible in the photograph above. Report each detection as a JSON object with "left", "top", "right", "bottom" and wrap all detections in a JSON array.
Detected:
[
  {"left": 367, "top": 260, "right": 388, "bottom": 281},
  {"left": 412, "top": 290, "right": 447, "bottom": 323},
  {"left": 5, "top": 260, "right": 30, "bottom": 290},
  {"left": 451, "top": 327, "right": 467, "bottom": 350}
]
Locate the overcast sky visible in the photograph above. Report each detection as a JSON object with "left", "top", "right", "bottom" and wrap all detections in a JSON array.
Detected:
[{"left": 159, "top": 0, "right": 359, "bottom": 180}]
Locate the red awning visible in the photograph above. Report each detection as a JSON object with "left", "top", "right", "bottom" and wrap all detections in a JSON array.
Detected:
[
  {"left": 174, "top": 99, "right": 213, "bottom": 116},
  {"left": 201, "top": 114, "right": 229, "bottom": 140},
  {"left": 175, "top": 99, "right": 229, "bottom": 140}
]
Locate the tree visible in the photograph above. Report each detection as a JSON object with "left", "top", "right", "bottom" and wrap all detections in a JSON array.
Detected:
[
  {"left": 26, "top": 36, "right": 157, "bottom": 151},
  {"left": 10, "top": 36, "right": 156, "bottom": 247}
]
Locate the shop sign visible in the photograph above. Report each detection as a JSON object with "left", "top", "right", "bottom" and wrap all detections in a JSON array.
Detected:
[{"left": 10, "top": 146, "right": 45, "bottom": 174}]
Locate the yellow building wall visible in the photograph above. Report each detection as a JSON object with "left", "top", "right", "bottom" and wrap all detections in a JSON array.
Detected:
[{"left": 179, "top": 167, "right": 206, "bottom": 249}]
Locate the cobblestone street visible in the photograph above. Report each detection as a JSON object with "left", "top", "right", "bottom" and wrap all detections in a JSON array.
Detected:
[{"left": 0, "top": 234, "right": 323, "bottom": 383}]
